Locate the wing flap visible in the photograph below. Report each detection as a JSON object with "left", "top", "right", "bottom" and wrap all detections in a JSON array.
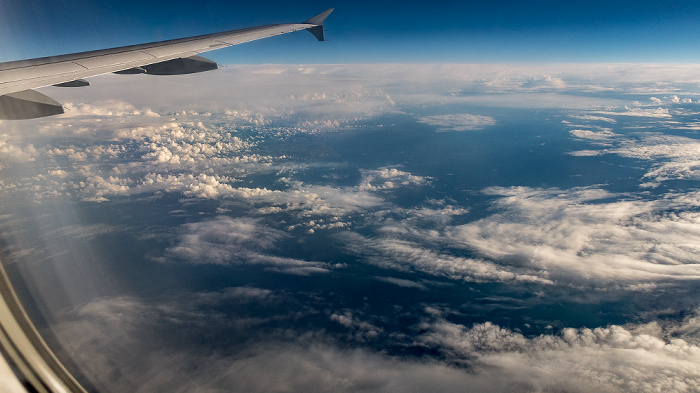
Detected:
[
  {"left": 53, "top": 79, "right": 90, "bottom": 87},
  {"left": 142, "top": 55, "right": 218, "bottom": 75}
]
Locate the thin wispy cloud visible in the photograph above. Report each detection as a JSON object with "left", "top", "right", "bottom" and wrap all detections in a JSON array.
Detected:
[
  {"left": 167, "top": 216, "right": 332, "bottom": 274},
  {"left": 418, "top": 114, "right": 496, "bottom": 132}
]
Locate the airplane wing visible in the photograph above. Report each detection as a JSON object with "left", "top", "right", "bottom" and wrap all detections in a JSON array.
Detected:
[{"left": 0, "top": 8, "right": 334, "bottom": 120}]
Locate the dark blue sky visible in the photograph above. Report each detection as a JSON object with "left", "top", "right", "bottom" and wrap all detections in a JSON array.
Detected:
[{"left": 2, "top": 0, "right": 700, "bottom": 63}]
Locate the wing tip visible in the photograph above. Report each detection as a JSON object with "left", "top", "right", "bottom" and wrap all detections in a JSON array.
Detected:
[
  {"left": 304, "top": 8, "right": 334, "bottom": 26},
  {"left": 304, "top": 9, "right": 334, "bottom": 41}
]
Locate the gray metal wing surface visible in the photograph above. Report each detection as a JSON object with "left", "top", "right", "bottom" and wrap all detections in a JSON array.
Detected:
[{"left": 0, "top": 9, "right": 333, "bottom": 119}]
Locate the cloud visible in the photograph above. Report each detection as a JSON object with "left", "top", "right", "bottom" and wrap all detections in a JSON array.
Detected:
[
  {"left": 649, "top": 95, "right": 694, "bottom": 105},
  {"left": 193, "top": 286, "right": 276, "bottom": 304},
  {"left": 3, "top": 65, "right": 700, "bottom": 291},
  {"left": 345, "top": 233, "right": 550, "bottom": 285},
  {"left": 330, "top": 310, "right": 384, "bottom": 342},
  {"left": 568, "top": 149, "right": 604, "bottom": 156},
  {"left": 569, "top": 128, "right": 617, "bottom": 142},
  {"left": 571, "top": 129, "right": 700, "bottom": 187},
  {"left": 444, "top": 186, "right": 700, "bottom": 286},
  {"left": 137, "top": 172, "right": 242, "bottom": 199},
  {"left": 6, "top": 63, "right": 700, "bottom": 205},
  {"left": 564, "top": 110, "right": 700, "bottom": 187},
  {"left": 245, "top": 182, "right": 385, "bottom": 231},
  {"left": 167, "top": 216, "right": 332, "bottom": 274},
  {"left": 47, "top": 292, "right": 700, "bottom": 393},
  {"left": 593, "top": 106, "right": 672, "bottom": 118},
  {"left": 373, "top": 276, "right": 427, "bottom": 290},
  {"left": 418, "top": 113, "right": 496, "bottom": 132},
  {"left": 568, "top": 114, "right": 617, "bottom": 123},
  {"left": 359, "top": 167, "right": 430, "bottom": 191},
  {"left": 416, "top": 312, "right": 700, "bottom": 393},
  {"left": 60, "top": 100, "right": 160, "bottom": 118},
  {"left": 611, "top": 135, "right": 700, "bottom": 161},
  {"left": 520, "top": 74, "right": 567, "bottom": 89},
  {"left": 405, "top": 204, "right": 470, "bottom": 222},
  {"left": 4, "top": 63, "right": 700, "bottom": 393},
  {"left": 10, "top": 64, "right": 700, "bottom": 140},
  {"left": 0, "top": 112, "right": 280, "bottom": 202},
  {"left": 340, "top": 183, "right": 700, "bottom": 289},
  {"left": 607, "top": 135, "right": 700, "bottom": 187},
  {"left": 48, "top": 295, "right": 499, "bottom": 393},
  {"left": 0, "top": 134, "right": 38, "bottom": 162}
]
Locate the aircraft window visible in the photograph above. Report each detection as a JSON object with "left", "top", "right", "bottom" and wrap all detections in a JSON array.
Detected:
[{"left": 2, "top": 4, "right": 700, "bottom": 393}]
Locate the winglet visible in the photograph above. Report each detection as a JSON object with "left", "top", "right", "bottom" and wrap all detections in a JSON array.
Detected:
[
  {"left": 304, "top": 8, "right": 334, "bottom": 25},
  {"left": 303, "top": 8, "right": 334, "bottom": 41}
]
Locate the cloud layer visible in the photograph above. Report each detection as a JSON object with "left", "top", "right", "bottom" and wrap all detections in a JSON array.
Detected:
[
  {"left": 2, "top": 63, "right": 700, "bottom": 392},
  {"left": 49, "top": 292, "right": 700, "bottom": 393}
]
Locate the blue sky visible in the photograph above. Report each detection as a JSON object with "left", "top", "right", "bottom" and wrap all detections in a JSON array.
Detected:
[{"left": 2, "top": 0, "right": 700, "bottom": 63}]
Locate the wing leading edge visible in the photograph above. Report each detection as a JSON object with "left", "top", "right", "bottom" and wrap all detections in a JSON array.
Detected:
[{"left": 0, "top": 9, "right": 333, "bottom": 120}]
